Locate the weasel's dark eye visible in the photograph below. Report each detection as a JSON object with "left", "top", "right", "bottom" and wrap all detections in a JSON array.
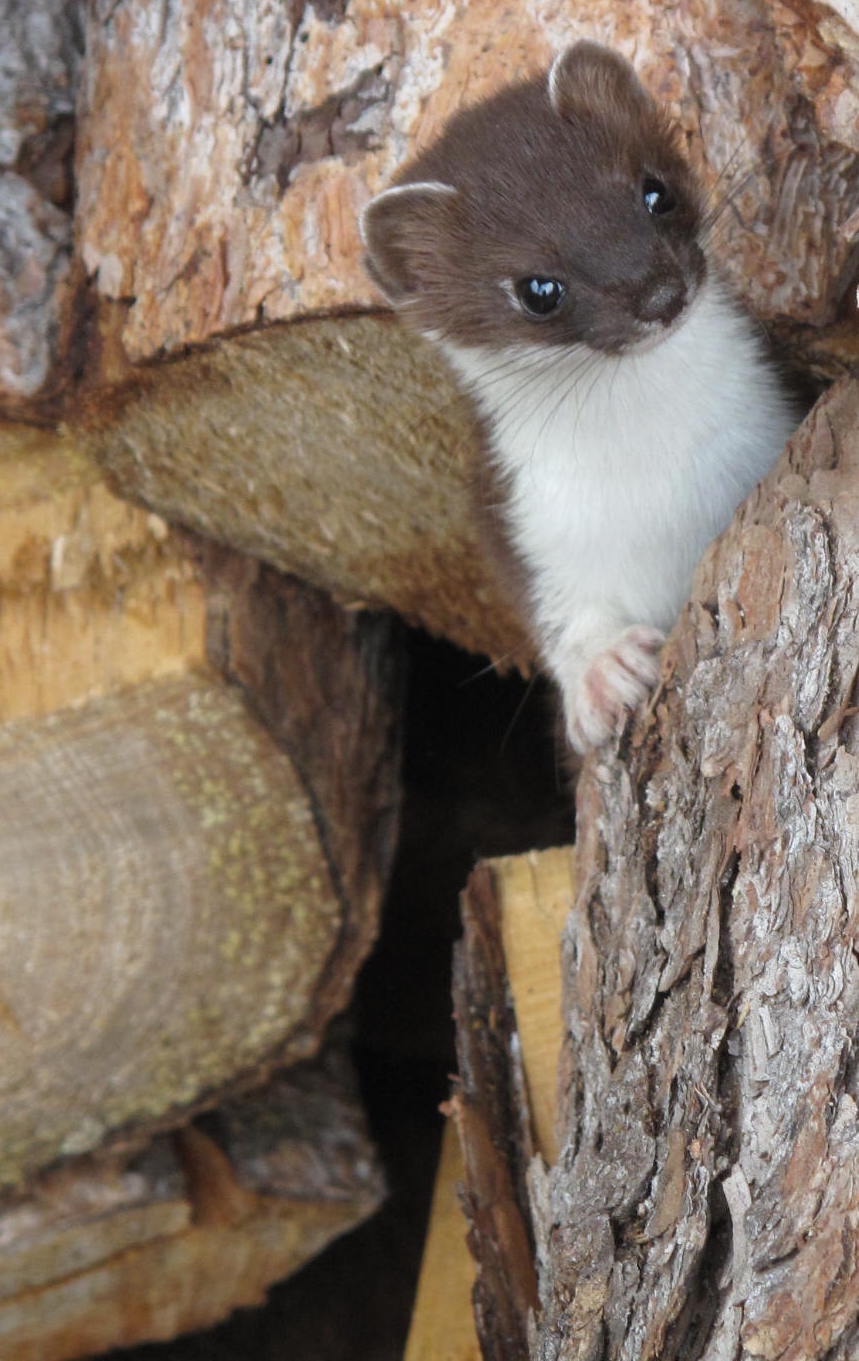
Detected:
[
  {"left": 514, "top": 276, "right": 567, "bottom": 317},
  {"left": 642, "top": 177, "right": 677, "bottom": 216}
]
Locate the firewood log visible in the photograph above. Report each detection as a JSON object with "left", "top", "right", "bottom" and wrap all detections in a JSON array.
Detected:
[{"left": 453, "top": 378, "right": 859, "bottom": 1360}]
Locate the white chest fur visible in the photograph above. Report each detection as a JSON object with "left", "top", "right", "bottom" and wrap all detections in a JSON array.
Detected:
[{"left": 439, "top": 281, "right": 797, "bottom": 749}]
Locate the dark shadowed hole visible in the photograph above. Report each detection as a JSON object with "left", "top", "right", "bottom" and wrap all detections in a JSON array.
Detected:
[{"left": 99, "top": 629, "right": 571, "bottom": 1361}]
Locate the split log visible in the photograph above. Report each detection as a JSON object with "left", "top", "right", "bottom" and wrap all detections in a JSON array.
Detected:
[
  {"left": 0, "top": 1043, "right": 384, "bottom": 1361},
  {"left": 0, "top": 428, "right": 399, "bottom": 1188},
  {"left": 453, "top": 377, "right": 859, "bottom": 1359},
  {"left": 405, "top": 847, "right": 573, "bottom": 1361},
  {"left": 0, "top": 422, "right": 206, "bottom": 720},
  {"left": 452, "top": 861, "right": 549, "bottom": 1361}
]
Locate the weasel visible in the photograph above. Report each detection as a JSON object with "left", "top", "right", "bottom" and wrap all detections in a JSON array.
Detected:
[{"left": 361, "top": 41, "right": 798, "bottom": 753}]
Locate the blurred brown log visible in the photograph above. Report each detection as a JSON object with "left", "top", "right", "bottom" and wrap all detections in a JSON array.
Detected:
[{"left": 0, "top": 1044, "right": 384, "bottom": 1361}]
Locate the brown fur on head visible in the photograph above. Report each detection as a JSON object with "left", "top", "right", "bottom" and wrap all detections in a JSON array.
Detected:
[{"left": 361, "top": 42, "right": 705, "bottom": 355}]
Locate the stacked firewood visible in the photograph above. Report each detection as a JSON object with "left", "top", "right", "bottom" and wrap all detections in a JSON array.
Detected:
[{"left": 1, "top": 0, "right": 856, "bottom": 1356}]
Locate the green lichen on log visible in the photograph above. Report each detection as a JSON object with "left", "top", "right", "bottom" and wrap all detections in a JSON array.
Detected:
[{"left": 0, "top": 671, "right": 344, "bottom": 1190}]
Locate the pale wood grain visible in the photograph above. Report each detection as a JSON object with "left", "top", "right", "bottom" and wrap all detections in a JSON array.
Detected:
[
  {"left": 0, "top": 424, "right": 206, "bottom": 721},
  {"left": 406, "top": 846, "right": 575, "bottom": 1358},
  {"left": 496, "top": 847, "right": 575, "bottom": 1167},
  {"left": 404, "top": 1121, "right": 480, "bottom": 1361}
]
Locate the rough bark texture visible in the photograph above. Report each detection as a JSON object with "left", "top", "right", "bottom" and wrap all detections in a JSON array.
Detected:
[
  {"left": 0, "top": 0, "right": 83, "bottom": 408},
  {"left": 0, "top": 1042, "right": 384, "bottom": 1361},
  {"left": 75, "top": 0, "right": 857, "bottom": 369},
  {"left": 452, "top": 862, "right": 540, "bottom": 1361},
  {"left": 454, "top": 377, "right": 859, "bottom": 1360}
]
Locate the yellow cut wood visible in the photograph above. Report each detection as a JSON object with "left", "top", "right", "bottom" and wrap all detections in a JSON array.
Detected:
[
  {"left": 404, "top": 1120, "right": 480, "bottom": 1361},
  {"left": 406, "top": 845, "right": 576, "bottom": 1356},
  {"left": 0, "top": 422, "right": 205, "bottom": 721},
  {"left": 496, "top": 846, "right": 576, "bottom": 1166}
]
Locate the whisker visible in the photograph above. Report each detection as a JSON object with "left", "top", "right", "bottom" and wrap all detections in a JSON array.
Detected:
[
  {"left": 529, "top": 351, "right": 599, "bottom": 465},
  {"left": 457, "top": 651, "right": 520, "bottom": 685},
  {"left": 381, "top": 346, "right": 555, "bottom": 458},
  {"left": 498, "top": 672, "right": 540, "bottom": 755},
  {"left": 698, "top": 137, "right": 806, "bottom": 255}
]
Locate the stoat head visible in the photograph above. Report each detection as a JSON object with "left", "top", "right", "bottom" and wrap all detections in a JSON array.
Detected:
[{"left": 361, "top": 41, "right": 706, "bottom": 355}]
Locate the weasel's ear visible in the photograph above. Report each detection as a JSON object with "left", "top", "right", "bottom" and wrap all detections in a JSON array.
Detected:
[
  {"left": 360, "top": 180, "right": 458, "bottom": 304},
  {"left": 548, "top": 41, "right": 655, "bottom": 122}
]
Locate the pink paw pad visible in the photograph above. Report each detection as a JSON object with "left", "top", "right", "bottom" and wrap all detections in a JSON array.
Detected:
[{"left": 566, "top": 626, "right": 665, "bottom": 753}]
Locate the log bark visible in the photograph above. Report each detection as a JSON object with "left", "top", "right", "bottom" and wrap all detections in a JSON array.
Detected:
[
  {"left": 75, "top": 0, "right": 857, "bottom": 367},
  {"left": 454, "top": 377, "right": 859, "bottom": 1360},
  {"left": 0, "top": 0, "right": 82, "bottom": 411},
  {"left": 0, "top": 1041, "right": 384, "bottom": 1361}
]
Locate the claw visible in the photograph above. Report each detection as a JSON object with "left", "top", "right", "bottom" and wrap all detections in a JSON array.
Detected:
[{"left": 564, "top": 626, "right": 664, "bottom": 753}]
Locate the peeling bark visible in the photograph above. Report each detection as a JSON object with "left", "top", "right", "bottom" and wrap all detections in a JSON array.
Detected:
[
  {"left": 74, "top": 0, "right": 858, "bottom": 372},
  {"left": 544, "top": 375, "right": 859, "bottom": 1361},
  {"left": 0, "top": 0, "right": 82, "bottom": 407},
  {"left": 454, "top": 378, "right": 859, "bottom": 1360}
]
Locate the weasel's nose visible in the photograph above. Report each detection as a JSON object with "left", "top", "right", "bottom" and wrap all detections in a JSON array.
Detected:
[{"left": 636, "top": 278, "right": 687, "bottom": 326}]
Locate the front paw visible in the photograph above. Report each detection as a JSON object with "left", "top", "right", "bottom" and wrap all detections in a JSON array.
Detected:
[{"left": 565, "top": 626, "right": 665, "bottom": 753}]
